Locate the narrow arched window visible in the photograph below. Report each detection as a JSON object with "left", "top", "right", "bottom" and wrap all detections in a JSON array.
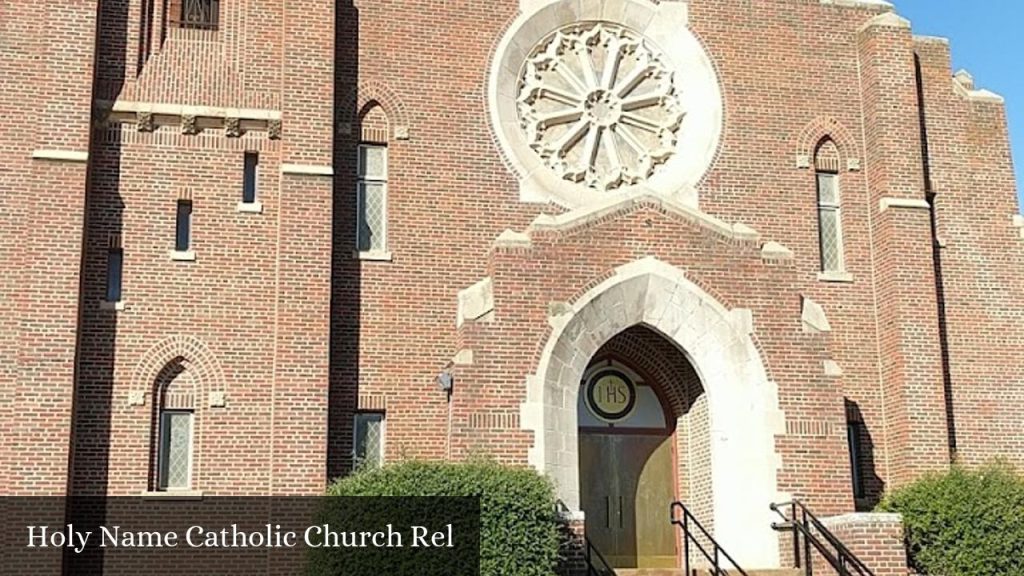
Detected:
[
  {"left": 356, "top": 103, "right": 390, "bottom": 256},
  {"left": 815, "top": 139, "right": 845, "bottom": 273},
  {"left": 153, "top": 360, "right": 196, "bottom": 491}
]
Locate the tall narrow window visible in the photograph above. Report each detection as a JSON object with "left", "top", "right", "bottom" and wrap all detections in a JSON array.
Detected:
[
  {"left": 847, "top": 421, "right": 865, "bottom": 500},
  {"left": 158, "top": 410, "right": 194, "bottom": 490},
  {"left": 175, "top": 199, "right": 193, "bottom": 252},
  {"left": 242, "top": 152, "right": 259, "bottom": 205},
  {"left": 106, "top": 246, "right": 124, "bottom": 303},
  {"left": 817, "top": 172, "right": 844, "bottom": 273},
  {"left": 353, "top": 412, "right": 385, "bottom": 470},
  {"left": 357, "top": 144, "right": 388, "bottom": 253},
  {"left": 171, "top": 0, "right": 220, "bottom": 30}
]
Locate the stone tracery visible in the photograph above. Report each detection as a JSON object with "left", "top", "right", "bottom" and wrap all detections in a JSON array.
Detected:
[{"left": 517, "top": 23, "right": 685, "bottom": 191}]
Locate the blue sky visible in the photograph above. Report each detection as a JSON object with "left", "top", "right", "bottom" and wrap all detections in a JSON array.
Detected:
[{"left": 894, "top": 1, "right": 1023, "bottom": 208}]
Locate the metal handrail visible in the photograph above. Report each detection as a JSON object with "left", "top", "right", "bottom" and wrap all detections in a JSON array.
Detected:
[
  {"left": 769, "top": 500, "right": 876, "bottom": 576},
  {"left": 671, "top": 501, "right": 750, "bottom": 576},
  {"left": 585, "top": 536, "right": 616, "bottom": 576}
]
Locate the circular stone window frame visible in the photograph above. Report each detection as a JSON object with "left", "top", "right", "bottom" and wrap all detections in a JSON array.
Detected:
[{"left": 489, "top": 0, "right": 723, "bottom": 209}]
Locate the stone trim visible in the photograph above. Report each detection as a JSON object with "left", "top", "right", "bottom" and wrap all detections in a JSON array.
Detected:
[
  {"left": 280, "top": 164, "right": 333, "bottom": 176},
  {"left": 522, "top": 256, "right": 785, "bottom": 567},
  {"left": 802, "top": 296, "right": 832, "bottom": 333},
  {"left": 100, "top": 300, "right": 126, "bottom": 311},
  {"left": 354, "top": 250, "right": 393, "bottom": 262},
  {"left": 236, "top": 202, "right": 264, "bottom": 214},
  {"left": 31, "top": 149, "right": 89, "bottom": 162},
  {"left": 761, "top": 241, "right": 794, "bottom": 260},
  {"left": 457, "top": 278, "right": 494, "bottom": 328},
  {"left": 820, "top": 512, "right": 903, "bottom": 528},
  {"left": 818, "top": 271, "right": 854, "bottom": 283},
  {"left": 1012, "top": 215, "right": 1024, "bottom": 239},
  {"left": 823, "top": 360, "right": 844, "bottom": 377},
  {"left": 879, "top": 197, "right": 930, "bottom": 212},
  {"left": 97, "top": 100, "right": 282, "bottom": 137},
  {"left": 139, "top": 490, "right": 204, "bottom": 500},
  {"left": 858, "top": 11, "right": 911, "bottom": 33},
  {"left": 821, "top": 0, "right": 893, "bottom": 10},
  {"left": 170, "top": 250, "right": 197, "bottom": 262},
  {"left": 526, "top": 191, "right": 761, "bottom": 244}
]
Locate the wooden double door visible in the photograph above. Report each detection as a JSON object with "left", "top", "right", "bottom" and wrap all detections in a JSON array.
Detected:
[{"left": 579, "top": 431, "right": 677, "bottom": 568}]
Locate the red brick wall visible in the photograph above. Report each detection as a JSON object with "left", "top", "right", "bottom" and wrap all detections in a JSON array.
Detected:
[
  {"left": 2, "top": 0, "right": 1023, "bottom": 572},
  {"left": 819, "top": 513, "right": 908, "bottom": 576},
  {"left": 914, "top": 37, "right": 1024, "bottom": 468}
]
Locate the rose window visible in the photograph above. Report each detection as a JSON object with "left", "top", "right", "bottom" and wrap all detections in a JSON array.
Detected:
[{"left": 517, "top": 23, "right": 685, "bottom": 192}]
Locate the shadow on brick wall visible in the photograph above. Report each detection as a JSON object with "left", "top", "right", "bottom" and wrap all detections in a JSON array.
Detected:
[{"left": 328, "top": 1, "right": 362, "bottom": 482}]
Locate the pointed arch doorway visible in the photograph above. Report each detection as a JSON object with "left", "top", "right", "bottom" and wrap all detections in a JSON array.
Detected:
[{"left": 578, "top": 326, "right": 708, "bottom": 569}]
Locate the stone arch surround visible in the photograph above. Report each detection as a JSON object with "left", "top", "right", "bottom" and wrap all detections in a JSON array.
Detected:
[{"left": 521, "top": 257, "right": 786, "bottom": 567}]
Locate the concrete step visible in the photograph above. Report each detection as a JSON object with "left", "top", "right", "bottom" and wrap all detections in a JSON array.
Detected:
[{"left": 614, "top": 565, "right": 798, "bottom": 569}]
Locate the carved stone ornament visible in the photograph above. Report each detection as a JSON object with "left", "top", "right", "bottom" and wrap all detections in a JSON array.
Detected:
[
  {"left": 268, "top": 119, "right": 282, "bottom": 140},
  {"left": 518, "top": 23, "right": 685, "bottom": 192},
  {"left": 137, "top": 111, "right": 155, "bottom": 133},
  {"left": 224, "top": 117, "right": 242, "bottom": 138},
  {"left": 181, "top": 114, "right": 199, "bottom": 135}
]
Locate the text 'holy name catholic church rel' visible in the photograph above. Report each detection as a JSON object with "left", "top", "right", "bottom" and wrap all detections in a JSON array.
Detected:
[{"left": 1, "top": 0, "right": 1022, "bottom": 574}]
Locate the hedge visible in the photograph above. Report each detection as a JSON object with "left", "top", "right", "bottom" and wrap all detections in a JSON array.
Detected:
[
  {"left": 311, "top": 460, "right": 561, "bottom": 576},
  {"left": 877, "top": 461, "right": 1024, "bottom": 576}
]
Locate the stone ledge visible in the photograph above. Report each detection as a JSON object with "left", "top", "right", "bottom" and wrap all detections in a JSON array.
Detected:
[
  {"left": 97, "top": 100, "right": 282, "bottom": 137},
  {"left": 236, "top": 201, "right": 263, "bottom": 214},
  {"left": 281, "top": 164, "right": 333, "bottom": 176},
  {"left": 169, "top": 250, "right": 197, "bottom": 262},
  {"left": 100, "top": 300, "right": 126, "bottom": 311},
  {"left": 880, "top": 197, "right": 930, "bottom": 212},
  {"left": 820, "top": 512, "right": 903, "bottom": 528},
  {"left": 32, "top": 149, "right": 89, "bottom": 162},
  {"left": 818, "top": 271, "right": 854, "bottom": 283},
  {"left": 1013, "top": 214, "right": 1024, "bottom": 239},
  {"left": 139, "top": 490, "right": 204, "bottom": 501},
  {"left": 762, "top": 241, "right": 794, "bottom": 260},
  {"left": 354, "top": 250, "right": 393, "bottom": 262}
]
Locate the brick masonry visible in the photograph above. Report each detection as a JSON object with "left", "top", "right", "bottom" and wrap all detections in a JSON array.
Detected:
[{"left": 0, "top": 0, "right": 1021, "bottom": 573}]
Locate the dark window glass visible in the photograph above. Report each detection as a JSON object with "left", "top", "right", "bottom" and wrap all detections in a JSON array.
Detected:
[
  {"left": 847, "top": 422, "right": 865, "bottom": 499},
  {"left": 106, "top": 249, "right": 123, "bottom": 302},
  {"left": 176, "top": 200, "right": 192, "bottom": 252},
  {"left": 243, "top": 152, "right": 259, "bottom": 204}
]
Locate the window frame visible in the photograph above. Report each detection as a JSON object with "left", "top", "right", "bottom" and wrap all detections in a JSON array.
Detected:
[
  {"left": 242, "top": 152, "right": 259, "bottom": 205},
  {"left": 352, "top": 412, "right": 386, "bottom": 470},
  {"left": 356, "top": 143, "right": 389, "bottom": 254},
  {"left": 157, "top": 409, "right": 195, "bottom": 491},
  {"left": 106, "top": 247, "right": 124, "bottom": 303},
  {"left": 175, "top": 199, "right": 193, "bottom": 253},
  {"left": 816, "top": 171, "right": 845, "bottom": 274}
]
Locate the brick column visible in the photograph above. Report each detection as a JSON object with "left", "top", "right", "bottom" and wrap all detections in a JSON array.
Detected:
[
  {"left": 857, "top": 13, "right": 950, "bottom": 486},
  {"left": 269, "top": 0, "right": 336, "bottom": 495},
  {"left": 0, "top": 1, "right": 98, "bottom": 573}
]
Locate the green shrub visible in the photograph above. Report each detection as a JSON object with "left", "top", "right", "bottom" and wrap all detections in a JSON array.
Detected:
[
  {"left": 317, "top": 460, "right": 561, "bottom": 576},
  {"left": 877, "top": 461, "right": 1024, "bottom": 576}
]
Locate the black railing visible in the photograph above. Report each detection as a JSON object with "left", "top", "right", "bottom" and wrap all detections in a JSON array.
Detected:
[
  {"left": 670, "top": 501, "right": 749, "bottom": 576},
  {"left": 176, "top": 0, "right": 220, "bottom": 30},
  {"left": 584, "top": 536, "right": 616, "bottom": 576},
  {"left": 770, "top": 500, "right": 875, "bottom": 576}
]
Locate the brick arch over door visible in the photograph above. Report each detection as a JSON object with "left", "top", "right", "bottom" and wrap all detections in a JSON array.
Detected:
[{"left": 522, "top": 257, "right": 786, "bottom": 568}]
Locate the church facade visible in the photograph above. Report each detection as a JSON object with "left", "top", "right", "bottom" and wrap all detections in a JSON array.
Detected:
[{"left": 2, "top": 0, "right": 1022, "bottom": 573}]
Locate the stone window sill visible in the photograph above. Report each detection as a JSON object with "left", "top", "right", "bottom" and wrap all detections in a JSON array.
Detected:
[
  {"left": 354, "top": 250, "right": 393, "bottom": 262},
  {"left": 237, "top": 201, "right": 263, "bottom": 214},
  {"left": 100, "top": 300, "right": 126, "bottom": 311},
  {"left": 140, "top": 490, "right": 204, "bottom": 501},
  {"left": 818, "top": 271, "right": 854, "bottom": 284},
  {"left": 170, "top": 250, "right": 197, "bottom": 262}
]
